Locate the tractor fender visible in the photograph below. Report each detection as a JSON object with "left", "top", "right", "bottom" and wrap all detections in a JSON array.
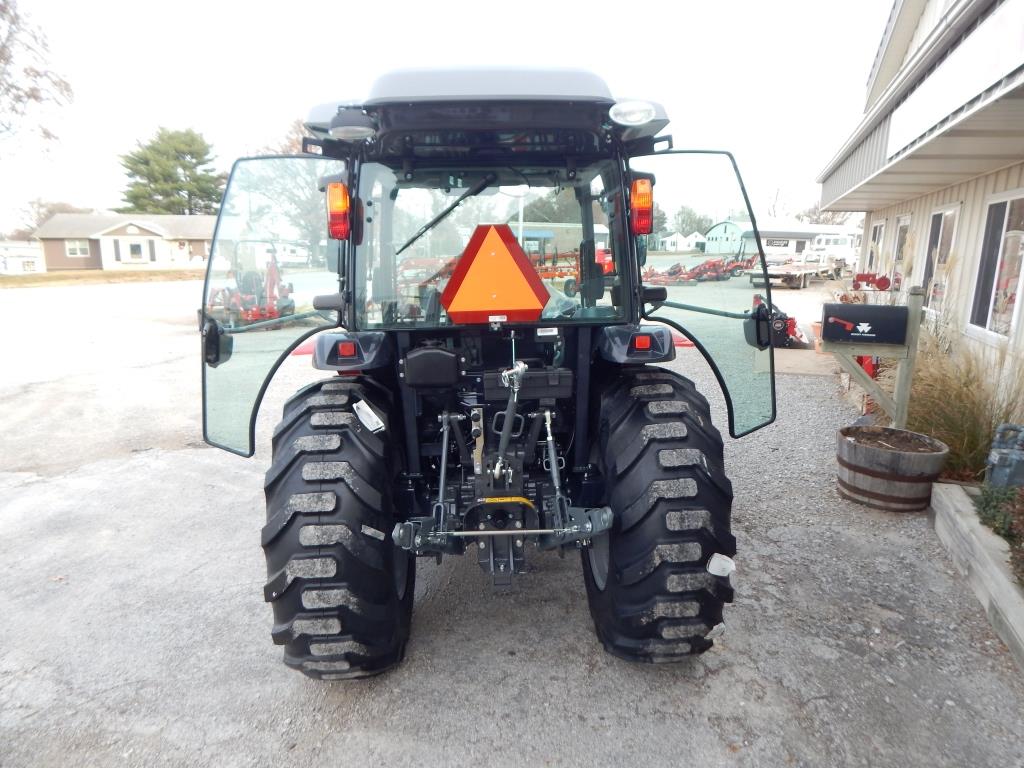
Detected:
[
  {"left": 312, "top": 331, "right": 393, "bottom": 372},
  {"left": 595, "top": 325, "right": 675, "bottom": 364}
]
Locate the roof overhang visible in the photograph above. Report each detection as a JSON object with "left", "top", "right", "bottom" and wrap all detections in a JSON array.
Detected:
[
  {"left": 824, "top": 80, "right": 1024, "bottom": 211},
  {"left": 864, "top": 0, "right": 930, "bottom": 110},
  {"left": 818, "top": 0, "right": 989, "bottom": 185}
]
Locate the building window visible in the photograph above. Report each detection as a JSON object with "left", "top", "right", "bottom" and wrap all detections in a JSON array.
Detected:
[
  {"left": 65, "top": 239, "right": 90, "bottom": 257},
  {"left": 868, "top": 222, "right": 884, "bottom": 270},
  {"left": 23, "top": 260, "right": 37, "bottom": 272},
  {"left": 922, "top": 207, "right": 958, "bottom": 311},
  {"left": 894, "top": 216, "right": 910, "bottom": 261},
  {"left": 129, "top": 243, "right": 143, "bottom": 260},
  {"left": 971, "top": 195, "right": 1024, "bottom": 336}
]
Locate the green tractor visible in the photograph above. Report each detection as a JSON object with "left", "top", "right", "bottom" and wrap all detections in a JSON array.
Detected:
[{"left": 200, "top": 69, "right": 776, "bottom": 680}]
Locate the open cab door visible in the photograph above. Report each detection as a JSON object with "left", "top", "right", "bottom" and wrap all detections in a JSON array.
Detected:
[
  {"left": 628, "top": 150, "right": 775, "bottom": 436},
  {"left": 201, "top": 156, "right": 346, "bottom": 456}
]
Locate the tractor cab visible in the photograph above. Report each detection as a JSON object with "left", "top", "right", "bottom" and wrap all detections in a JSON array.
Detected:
[{"left": 199, "top": 69, "right": 775, "bottom": 678}]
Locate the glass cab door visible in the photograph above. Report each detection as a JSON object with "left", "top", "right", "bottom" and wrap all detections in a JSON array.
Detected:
[
  {"left": 628, "top": 150, "right": 775, "bottom": 436},
  {"left": 201, "top": 156, "right": 345, "bottom": 456}
]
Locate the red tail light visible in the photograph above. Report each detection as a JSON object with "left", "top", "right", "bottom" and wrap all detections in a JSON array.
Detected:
[
  {"left": 337, "top": 340, "right": 357, "bottom": 358},
  {"left": 326, "top": 182, "right": 351, "bottom": 240},
  {"left": 630, "top": 178, "right": 653, "bottom": 235},
  {"left": 632, "top": 333, "right": 653, "bottom": 351}
]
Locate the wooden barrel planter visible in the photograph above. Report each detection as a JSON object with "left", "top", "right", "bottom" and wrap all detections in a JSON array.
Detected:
[{"left": 836, "top": 426, "right": 949, "bottom": 512}]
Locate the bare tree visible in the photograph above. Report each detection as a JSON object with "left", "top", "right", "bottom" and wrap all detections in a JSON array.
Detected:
[
  {"left": 0, "top": 0, "right": 72, "bottom": 143},
  {"left": 795, "top": 202, "right": 851, "bottom": 225},
  {"left": 263, "top": 118, "right": 308, "bottom": 154},
  {"left": 3, "top": 198, "right": 91, "bottom": 238}
]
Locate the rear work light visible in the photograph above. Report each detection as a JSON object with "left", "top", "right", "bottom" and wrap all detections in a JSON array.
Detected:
[
  {"left": 632, "top": 333, "right": 653, "bottom": 351},
  {"left": 326, "top": 182, "right": 351, "bottom": 240},
  {"left": 630, "top": 178, "right": 653, "bottom": 235}
]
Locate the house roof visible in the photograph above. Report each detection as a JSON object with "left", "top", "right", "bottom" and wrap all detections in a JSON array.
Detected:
[{"left": 33, "top": 213, "right": 217, "bottom": 240}]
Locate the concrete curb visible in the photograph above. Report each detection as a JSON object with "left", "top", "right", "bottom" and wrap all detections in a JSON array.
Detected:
[{"left": 930, "top": 482, "right": 1024, "bottom": 672}]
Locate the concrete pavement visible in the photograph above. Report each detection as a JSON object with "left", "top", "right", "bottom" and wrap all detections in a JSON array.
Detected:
[{"left": 2, "top": 280, "right": 1023, "bottom": 767}]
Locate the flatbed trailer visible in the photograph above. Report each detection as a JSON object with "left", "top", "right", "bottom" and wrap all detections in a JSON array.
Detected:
[{"left": 747, "top": 259, "right": 843, "bottom": 289}]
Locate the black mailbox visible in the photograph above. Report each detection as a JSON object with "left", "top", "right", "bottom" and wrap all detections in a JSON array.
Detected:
[{"left": 821, "top": 303, "right": 908, "bottom": 345}]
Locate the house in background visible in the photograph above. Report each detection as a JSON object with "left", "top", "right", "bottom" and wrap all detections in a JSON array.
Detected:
[
  {"left": 659, "top": 231, "right": 706, "bottom": 252},
  {"left": 0, "top": 241, "right": 45, "bottom": 274},
  {"left": 33, "top": 213, "right": 216, "bottom": 271},
  {"left": 818, "top": 0, "right": 1024, "bottom": 361}
]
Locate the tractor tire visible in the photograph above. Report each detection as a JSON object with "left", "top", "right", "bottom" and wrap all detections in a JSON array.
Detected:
[
  {"left": 262, "top": 377, "right": 414, "bottom": 680},
  {"left": 582, "top": 367, "right": 735, "bottom": 662}
]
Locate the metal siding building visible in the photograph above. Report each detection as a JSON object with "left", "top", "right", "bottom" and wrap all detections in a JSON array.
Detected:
[{"left": 818, "top": 0, "right": 1024, "bottom": 368}]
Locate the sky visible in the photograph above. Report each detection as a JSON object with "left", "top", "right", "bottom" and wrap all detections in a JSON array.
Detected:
[{"left": 1, "top": 0, "right": 894, "bottom": 234}]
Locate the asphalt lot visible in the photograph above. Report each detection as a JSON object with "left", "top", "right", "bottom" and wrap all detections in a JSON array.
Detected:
[{"left": 2, "top": 279, "right": 1024, "bottom": 768}]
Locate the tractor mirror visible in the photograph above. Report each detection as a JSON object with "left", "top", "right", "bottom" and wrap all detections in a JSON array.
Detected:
[
  {"left": 742, "top": 304, "right": 771, "bottom": 349},
  {"left": 202, "top": 319, "right": 233, "bottom": 367},
  {"left": 641, "top": 285, "right": 667, "bottom": 304}
]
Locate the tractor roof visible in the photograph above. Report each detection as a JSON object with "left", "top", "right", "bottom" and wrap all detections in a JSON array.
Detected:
[
  {"left": 364, "top": 67, "right": 615, "bottom": 105},
  {"left": 304, "top": 68, "right": 669, "bottom": 146}
]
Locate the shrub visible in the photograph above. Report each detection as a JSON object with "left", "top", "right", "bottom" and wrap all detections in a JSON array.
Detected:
[
  {"left": 977, "top": 485, "right": 1018, "bottom": 538},
  {"left": 1010, "top": 489, "right": 1024, "bottom": 586},
  {"left": 975, "top": 485, "right": 1024, "bottom": 585},
  {"left": 903, "top": 331, "right": 1024, "bottom": 480}
]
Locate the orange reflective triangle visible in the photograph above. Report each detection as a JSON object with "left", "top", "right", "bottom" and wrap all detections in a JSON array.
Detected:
[{"left": 441, "top": 224, "right": 549, "bottom": 324}]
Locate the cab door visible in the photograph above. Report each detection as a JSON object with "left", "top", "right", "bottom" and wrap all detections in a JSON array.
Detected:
[
  {"left": 201, "top": 155, "right": 346, "bottom": 456},
  {"left": 628, "top": 150, "right": 775, "bottom": 436}
]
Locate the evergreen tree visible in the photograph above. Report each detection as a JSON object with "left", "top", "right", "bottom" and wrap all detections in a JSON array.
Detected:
[{"left": 118, "top": 128, "right": 225, "bottom": 215}]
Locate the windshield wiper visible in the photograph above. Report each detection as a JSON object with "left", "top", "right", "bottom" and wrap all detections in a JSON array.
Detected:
[{"left": 395, "top": 173, "right": 495, "bottom": 256}]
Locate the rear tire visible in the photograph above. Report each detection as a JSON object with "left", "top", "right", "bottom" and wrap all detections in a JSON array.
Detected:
[
  {"left": 582, "top": 367, "right": 735, "bottom": 662},
  {"left": 262, "top": 377, "right": 414, "bottom": 680}
]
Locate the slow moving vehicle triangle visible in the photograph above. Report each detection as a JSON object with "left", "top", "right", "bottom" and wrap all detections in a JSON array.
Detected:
[{"left": 441, "top": 224, "right": 550, "bottom": 324}]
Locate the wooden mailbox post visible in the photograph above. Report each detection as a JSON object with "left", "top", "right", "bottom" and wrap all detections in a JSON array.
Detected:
[{"left": 820, "top": 286, "right": 924, "bottom": 429}]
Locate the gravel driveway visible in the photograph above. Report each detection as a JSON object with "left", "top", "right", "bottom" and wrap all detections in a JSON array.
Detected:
[{"left": 1, "top": 281, "right": 1023, "bottom": 767}]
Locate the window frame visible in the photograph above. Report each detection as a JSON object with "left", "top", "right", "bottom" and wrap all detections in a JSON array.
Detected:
[
  {"left": 968, "top": 186, "right": 1024, "bottom": 341},
  {"left": 351, "top": 158, "right": 630, "bottom": 330},
  {"left": 893, "top": 214, "right": 911, "bottom": 262},
  {"left": 65, "top": 239, "right": 90, "bottom": 258},
  {"left": 867, "top": 219, "right": 885, "bottom": 271},
  {"left": 920, "top": 202, "right": 960, "bottom": 312}
]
